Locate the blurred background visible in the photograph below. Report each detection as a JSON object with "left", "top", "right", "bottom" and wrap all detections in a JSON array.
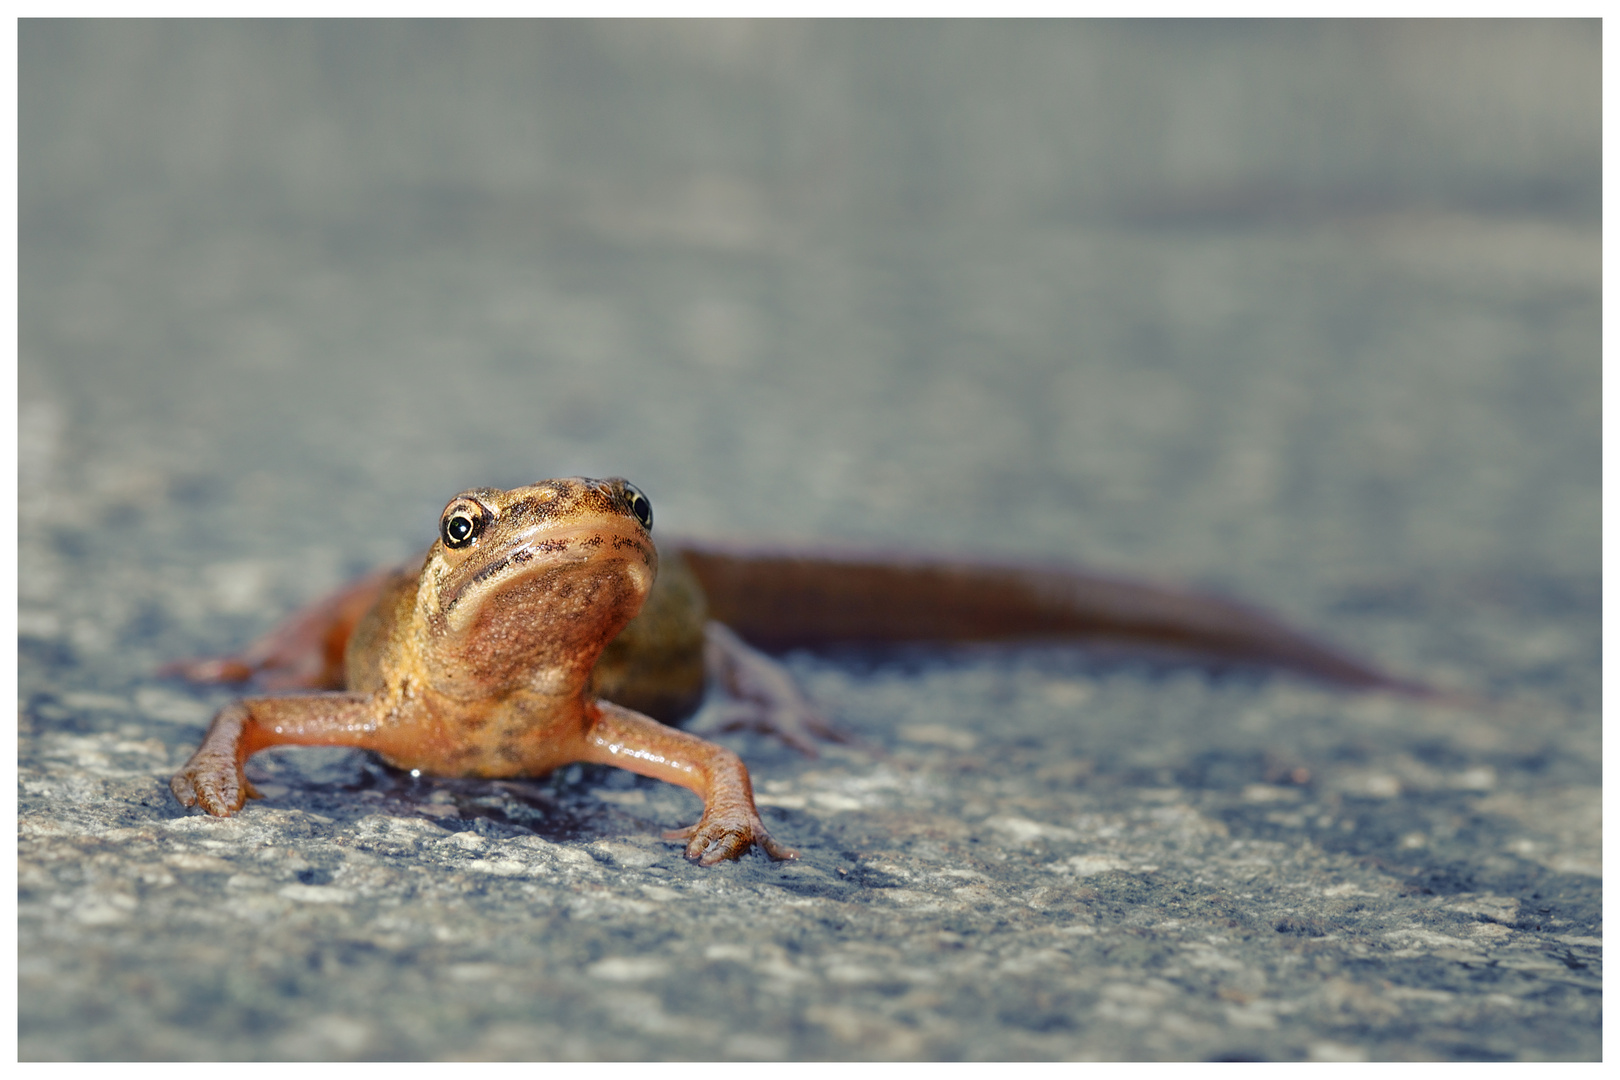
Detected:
[
  {"left": 18, "top": 21, "right": 1602, "bottom": 1062},
  {"left": 20, "top": 18, "right": 1599, "bottom": 687}
]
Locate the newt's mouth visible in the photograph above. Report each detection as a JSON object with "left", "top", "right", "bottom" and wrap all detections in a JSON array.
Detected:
[{"left": 438, "top": 518, "right": 656, "bottom": 627}]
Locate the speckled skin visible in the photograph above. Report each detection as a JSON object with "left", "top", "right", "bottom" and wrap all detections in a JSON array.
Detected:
[{"left": 169, "top": 477, "right": 791, "bottom": 864}]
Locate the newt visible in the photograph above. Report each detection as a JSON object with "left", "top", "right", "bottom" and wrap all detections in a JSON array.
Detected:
[{"left": 167, "top": 476, "right": 1431, "bottom": 864}]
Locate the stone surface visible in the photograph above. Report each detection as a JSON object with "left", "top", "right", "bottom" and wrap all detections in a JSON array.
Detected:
[{"left": 19, "top": 21, "right": 1600, "bottom": 1061}]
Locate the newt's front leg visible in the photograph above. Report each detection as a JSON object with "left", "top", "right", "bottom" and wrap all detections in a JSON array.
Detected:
[
  {"left": 580, "top": 699, "right": 796, "bottom": 865},
  {"left": 171, "top": 693, "right": 383, "bottom": 815}
]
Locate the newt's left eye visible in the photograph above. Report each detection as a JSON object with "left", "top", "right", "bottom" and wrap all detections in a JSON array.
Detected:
[{"left": 622, "top": 483, "right": 653, "bottom": 532}]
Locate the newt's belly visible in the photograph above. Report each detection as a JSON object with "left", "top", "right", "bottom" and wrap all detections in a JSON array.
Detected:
[{"left": 372, "top": 694, "right": 593, "bottom": 779}]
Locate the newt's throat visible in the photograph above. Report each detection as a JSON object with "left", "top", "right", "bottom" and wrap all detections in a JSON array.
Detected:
[{"left": 427, "top": 552, "right": 656, "bottom": 700}]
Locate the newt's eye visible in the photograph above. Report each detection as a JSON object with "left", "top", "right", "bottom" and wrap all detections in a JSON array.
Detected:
[
  {"left": 440, "top": 506, "right": 486, "bottom": 549},
  {"left": 622, "top": 483, "right": 653, "bottom": 532}
]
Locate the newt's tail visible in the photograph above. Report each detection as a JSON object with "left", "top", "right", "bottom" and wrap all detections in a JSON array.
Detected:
[{"left": 674, "top": 544, "right": 1437, "bottom": 697}]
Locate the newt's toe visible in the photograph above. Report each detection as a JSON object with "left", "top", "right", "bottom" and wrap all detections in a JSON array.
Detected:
[
  {"left": 757, "top": 833, "right": 799, "bottom": 862},
  {"left": 169, "top": 772, "right": 198, "bottom": 808},
  {"left": 171, "top": 758, "right": 251, "bottom": 816}
]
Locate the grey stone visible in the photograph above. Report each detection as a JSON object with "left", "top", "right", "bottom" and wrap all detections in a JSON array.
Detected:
[{"left": 19, "top": 21, "right": 1598, "bottom": 1061}]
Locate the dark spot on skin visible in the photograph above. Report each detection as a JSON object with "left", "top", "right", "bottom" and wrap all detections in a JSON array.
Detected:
[
  {"left": 582, "top": 535, "right": 605, "bottom": 549},
  {"left": 535, "top": 539, "right": 568, "bottom": 553},
  {"left": 470, "top": 556, "right": 513, "bottom": 587},
  {"left": 502, "top": 497, "right": 559, "bottom": 523}
]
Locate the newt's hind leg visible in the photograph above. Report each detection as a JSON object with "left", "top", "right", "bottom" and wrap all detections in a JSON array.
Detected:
[
  {"left": 688, "top": 621, "right": 854, "bottom": 756},
  {"left": 161, "top": 567, "right": 398, "bottom": 691}
]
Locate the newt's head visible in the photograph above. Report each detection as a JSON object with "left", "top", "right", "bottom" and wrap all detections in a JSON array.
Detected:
[{"left": 417, "top": 477, "right": 658, "bottom": 698}]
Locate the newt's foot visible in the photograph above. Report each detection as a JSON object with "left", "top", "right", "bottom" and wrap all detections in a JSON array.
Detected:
[
  {"left": 665, "top": 810, "right": 798, "bottom": 865},
  {"left": 691, "top": 699, "right": 852, "bottom": 757},
  {"left": 699, "top": 621, "right": 856, "bottom": 756},
  {"left": 160, "top": 656, "right": 256, "bottom": 684},
  {"left": 170, "top": 755, "right": 260, "bottom": 816},
  {"left": 161, "top": 654, "right": 335, "bottom": 691}
]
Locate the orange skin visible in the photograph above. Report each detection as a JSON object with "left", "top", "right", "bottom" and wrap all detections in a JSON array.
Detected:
[{"left": 170, "top": 477, "right": 792, "bottom": 865}]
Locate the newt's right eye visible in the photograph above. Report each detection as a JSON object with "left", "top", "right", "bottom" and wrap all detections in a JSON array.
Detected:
[
  {"left": 621, "top": 482, "right": 653, "bottom": 532},
  {"left": 441, "top": 506, "right": 487, "bottom": 549}
]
